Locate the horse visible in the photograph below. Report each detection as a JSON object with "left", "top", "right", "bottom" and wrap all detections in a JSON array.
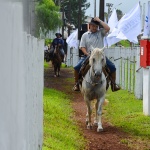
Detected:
[
  {"left": 80, "top": 47, "right": 107, "bottom": 132},
  {"left": 44, "top": 45, "right": 54, "bottom": 62},
  {"left": 52, "top": 44, "right": 62, "bottom": 77}
]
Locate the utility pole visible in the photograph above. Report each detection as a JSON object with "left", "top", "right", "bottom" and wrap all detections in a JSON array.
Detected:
[
  {"left": 78, "top": 0, "right": 81, "bottom": 40},
  {"left": 68, "top": 0, "right": 71, "bottom": 36},
  {"left": 106, "top": 3, "right": 113, "bottom": 21},
  {"left": 99, "top": 0, "right": 105, "bottom": 21},
  {"left": 94, "top": 0, "right": 96, "bottom": 17},
  {"left": 62, "top": 0, "right": 64, "bottom": 39}
]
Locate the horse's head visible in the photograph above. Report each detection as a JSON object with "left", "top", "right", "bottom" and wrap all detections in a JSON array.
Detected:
[{"left": 89, "top": 47, "right": 106, "bottom": 78}]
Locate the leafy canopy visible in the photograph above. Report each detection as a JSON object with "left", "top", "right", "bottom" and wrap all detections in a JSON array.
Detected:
[
  {"left": 35, "top": 0, "right": 62, "bottom": 36},
  {"left": 54, "top": 0, "right": 90, "bottom": 28}
]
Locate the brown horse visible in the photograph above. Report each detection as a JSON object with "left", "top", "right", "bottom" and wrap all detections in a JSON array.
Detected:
[{"left": 52, "top": 45, "right": 62, "bottom": 77}]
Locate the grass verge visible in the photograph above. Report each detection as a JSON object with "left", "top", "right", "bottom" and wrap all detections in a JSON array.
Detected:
[
  {"left": 43, "top": 88, "right": 86, "bottom": 150},
  {"left": 104, "top": 89, "right": 150, "bottom": 146}
]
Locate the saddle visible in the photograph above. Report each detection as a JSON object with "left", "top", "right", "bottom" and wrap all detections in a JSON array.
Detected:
[{"left": 78, "top": 56, "right": 111, "bottom": 90}]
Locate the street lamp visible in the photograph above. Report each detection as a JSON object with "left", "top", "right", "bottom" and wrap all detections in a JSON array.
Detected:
[
  {"left": 113, "top": 3, "right": 122, "bottom": 9},
  {"left": 106, "top": 3, "right": 113, "bottom": 19},
  {"left": 107, "top": 3, "right": 122, "bottom": 20}
]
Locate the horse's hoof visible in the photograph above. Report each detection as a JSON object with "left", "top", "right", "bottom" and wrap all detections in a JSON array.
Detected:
[
  {"left": 86, "top": 121, "right": 88, "bottom": 125},
  {"left": 93, "top": 122, "right": 98, "bottom": 126},
  {"left": 87, "top": 125, "right": 92, "bottom": 130},
  {"left": 97, "top": 128, "right": 103, "bottom": 132}
]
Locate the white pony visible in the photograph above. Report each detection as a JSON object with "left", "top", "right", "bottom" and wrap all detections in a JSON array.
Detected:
[{"left": 80, "top": 47, "right": 106, "bottom": 132}]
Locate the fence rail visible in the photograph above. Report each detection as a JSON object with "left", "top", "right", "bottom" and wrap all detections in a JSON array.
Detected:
[
  {"left": 105, "top": 47, "right": 143, "bottom": 99},
  {"left": 67, "top": 46, "right": 143, "bottom": 99}
]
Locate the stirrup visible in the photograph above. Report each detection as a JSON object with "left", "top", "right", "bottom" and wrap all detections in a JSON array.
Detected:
[
  {"left": 72, "top": 84, "right": 80, "bottom": 91},
  {"left": 111, "top": 83, "right": 121, "bottom": 92}
]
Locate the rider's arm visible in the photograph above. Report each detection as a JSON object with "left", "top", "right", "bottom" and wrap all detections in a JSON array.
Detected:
[
  {"left": 94, "top": 17, "right": 110, "bottom": 33},
  {"left": 80, "top": 47, "right": 89, "bottom": 56},
  {"left": 79, "top": 32, "right": 89, "bottom": 56}
]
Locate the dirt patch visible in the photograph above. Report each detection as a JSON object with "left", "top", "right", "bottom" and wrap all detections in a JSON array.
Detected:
[{"left": 44, "top": 66, "right": 142, "bottom": 150}]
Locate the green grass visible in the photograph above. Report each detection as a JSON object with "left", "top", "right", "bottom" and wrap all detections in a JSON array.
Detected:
[
  {"left": 104, "top": 89, "right": 150, "bottom": 138},
  {"left": 44, "top": 61, "right": 49, "bottom": 68},
  {"left": 44, "top": 61, "right": 67, "bottom": 69},
  {"left": 43, "top": 88, "right": 85, "bottom": 150},
  {"left": 43, "top": 65, "right": 150, "bottom": 149}
]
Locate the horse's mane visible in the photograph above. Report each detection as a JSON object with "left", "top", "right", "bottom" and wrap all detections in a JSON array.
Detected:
[{"left": 89, "top": 48, "right": 105, "bottom": 65}]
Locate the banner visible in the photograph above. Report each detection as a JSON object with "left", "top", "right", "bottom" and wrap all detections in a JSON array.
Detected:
[
  {"left": 117, "top": 2, "right": 141, "bottom": 43},
  {"left": 105, "top": 2, "right": 141, "bottom": 47},
  {"left": 66, "top": 29, "right": 79, "bottom": 49},
  {"left": 108, "top": 9, "right": 118, "bottom": 32},
  {"left": 143, "top": 1, "right": 150, "bottom": 38}
]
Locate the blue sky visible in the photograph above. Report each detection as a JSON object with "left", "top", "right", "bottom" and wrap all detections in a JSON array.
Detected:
[{"left": 85, "top": 0, "right": 148, "bottom": 17}]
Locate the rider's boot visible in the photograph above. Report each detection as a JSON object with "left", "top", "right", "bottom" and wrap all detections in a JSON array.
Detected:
[
  {"left": 73, "top": 70, "right": 80, "bottom": 91},
  {"left": 110, "top": 71, "right": 121, "bottom": 92}
]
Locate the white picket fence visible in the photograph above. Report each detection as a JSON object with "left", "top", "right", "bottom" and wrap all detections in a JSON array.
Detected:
[
  {"left": 0, "top": 2, "right": 44, "bottom": 150},
  {"left": 105, "top": 47, "right": 143, "bottom": 99},
  {"left": 67, "top": 46, "right": 143, "bottom": 99}
]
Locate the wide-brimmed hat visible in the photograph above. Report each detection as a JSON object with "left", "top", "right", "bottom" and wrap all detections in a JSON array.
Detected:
[
  {"left": 89, "top": 18, "right": 100, "bottom": 26},
  {"left": 55, "top": 33, "right": 62, "bottom": 37}
]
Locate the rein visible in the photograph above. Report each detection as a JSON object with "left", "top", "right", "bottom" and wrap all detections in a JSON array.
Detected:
[
  {"left": 82, "top": 49, "right": 105, "bottom": 86},
  {"left": 82, "top": 67, "right": 104, "bottom": 86},
  {"left": 82, "top": 76, "right": 104, "bottom": 86}
]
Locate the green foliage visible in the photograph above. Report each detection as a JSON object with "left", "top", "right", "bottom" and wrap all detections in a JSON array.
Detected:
[
  {"left": 43, "top": 88, "right": 86, "bottom": 150},
  {"left": 45, "top": 38, "right": 52, "bottom": 45},
  {"left": 116, "top": 9, "right": 123, "bottom": 20},
  {"left": 44, "top": 61, "right": 49, "bottom": 68},
  {"left": 55, "top": 0, "right": 90, "bottom": 28},
  {"left": 119, "top": 40, "right": 131, "bottom": 47},
  {"left": 35, "top": 0, "right": 62, "bottom": 37}
]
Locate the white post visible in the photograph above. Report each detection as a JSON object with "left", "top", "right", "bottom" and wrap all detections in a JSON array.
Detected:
[
  {"left": 66, "top": 45, "right": 71, "bottom": 67},
  {"left": 72, "top": 47, "right": 79, "bottom": 67},
  {"left": 141, "top": 1, "right": 150, "bottom": 115},
  {"left": 143, "top": 67, "right": 150, "bottom": 115}
]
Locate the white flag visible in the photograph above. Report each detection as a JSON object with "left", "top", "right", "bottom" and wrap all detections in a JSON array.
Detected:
[
  {"left": 106, "top": 28, "right": 122, "bottom": 47},
  {"left": 66, "top": 29, "right": 79, "bottom": 49},
  {"left": 117, "top": 2, "right": 141, "bottom": 43},
  {"left": 143, "top": 1, "right": 150, "bottom": 37},
  {"left": 108, "top": 9, "right": 118, "bottom": 32},
  {"left": 105, "top": 9, "right": 119, "bottom": 47},
  {"left": 105, "top": 2, "right": 141, "bottom": 47}
]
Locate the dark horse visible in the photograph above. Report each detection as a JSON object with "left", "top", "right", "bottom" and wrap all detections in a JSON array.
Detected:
[{"left": 52, "top": 44, "right": 62, "bottom": 77}]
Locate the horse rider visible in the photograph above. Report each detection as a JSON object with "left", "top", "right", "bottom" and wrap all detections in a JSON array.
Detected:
[
  {"left": 72, "top": 17, "right": 121, "bottom": 92},
  {"left": 51, "top": 33, "right": 65, "bottom": 62}
]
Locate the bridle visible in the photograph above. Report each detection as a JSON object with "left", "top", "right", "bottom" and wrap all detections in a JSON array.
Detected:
[{"left": 82, "top": 55, "right": 105, "bottom": 86}]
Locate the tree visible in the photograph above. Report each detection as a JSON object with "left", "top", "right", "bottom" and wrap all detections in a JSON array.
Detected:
[
  {"left": 35, "top": 0, "right": 62, "bottom": 37},
  {"left": 54, "top": 0, "right": 90, "bottom": 28},
  {"left": 116, "top": 9, "right": 123, "bottom": 20}
]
